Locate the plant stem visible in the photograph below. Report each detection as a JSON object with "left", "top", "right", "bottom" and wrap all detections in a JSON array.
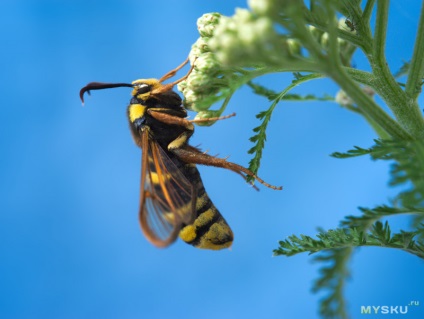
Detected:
[
  {"left": 315, "top": 2, "right": 411, "bottom": 140},
  {"left": 369, "top": 0, "right": 424, "bottom": 138},
  {"left": 330, "top": 63, "right": 412, "bottom": 139},
  {"left": 405, "top": 1, "right": 424, "bottom": 101},
  {"left": 362, "top": 0, "right": 376, "bottom": 24}
]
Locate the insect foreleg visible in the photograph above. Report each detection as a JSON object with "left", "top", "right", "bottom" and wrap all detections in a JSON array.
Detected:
[
  {"left": 147, "top": 110, "right": 194, "bottom": 149},
  {"left": 147, "top": 109, "right": 194, "bottom": 131}
]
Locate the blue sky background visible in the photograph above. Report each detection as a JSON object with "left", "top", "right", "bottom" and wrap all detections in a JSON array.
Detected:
[{"left": 1, "top": 1, "right": 423, "bottom": 318}]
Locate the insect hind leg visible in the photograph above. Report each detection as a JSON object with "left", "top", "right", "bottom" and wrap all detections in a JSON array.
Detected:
[{"left": 171, "top": 145, "right": 282, "bottom": 190}]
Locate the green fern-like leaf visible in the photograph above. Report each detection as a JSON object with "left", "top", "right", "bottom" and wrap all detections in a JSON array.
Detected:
[
  {"left": 247, "top": 73, "right": 325, "bottom": 178},
  {"left": 247, "top": 81, "right": 333, "bottom": 102},
  {"left": 274, "top": 222, "right": 424, "bottom": 258},
  {"left": 341, "top": 205, "right": 424, "bottom": 229},
  {"left": 331, "top": 145, "right": 373, "bottom": 158},
  {"left": 274, "top": 221, "right": 424, "bottom": 318},
  {"left": 312, "top": 247, "right": 352, "bottom": 319},
  {"left": 332, "top": 139, "right": 424, "bottom": 206},
  {"left": 247, "top": 81, "right": 279, "bottom": 100}
]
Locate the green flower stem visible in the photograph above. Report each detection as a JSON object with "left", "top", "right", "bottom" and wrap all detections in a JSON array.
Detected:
[
  {"left": 343, "top": 69, "right": 417, "bottom": 139},
  {"left": 344, "top": 67, "right": 373, "bottom": 82},
  {"left": 361, "top": 111, "right": 392, "bottom": 140},
  {"left": 246, "top": 63, "right": 409, "bottom": 140},
  {"left": 324, "top": 2, "right": 340, "bottom": 67},
  {"left": 275, "top": 6, "right": 329, "bottom": 62},
  {"left": 329, "top": 64, "right": 412, "bottom": 140},
  {"left": 405, "top": 1, "right": 424, "bottom": 101},
  {"left": 362, "top": 0, "right": 376, "bottom": 24},
  {"left": 217, "top": 91, "right": 233, "bottom": 115},
  {"left": 269, "top": 4, "right": 396, "bottom": 140},
  {"left": 314, "top": 9, "right": 411, "bottom": 141},
  {"left": 370, "top": 0, "right": 424, "bottom": 138},
  {"left": 234, "top": 59, "right": 321, "bottom": 83}
]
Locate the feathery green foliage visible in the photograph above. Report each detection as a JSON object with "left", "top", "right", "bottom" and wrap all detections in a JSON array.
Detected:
[
  {"left": 333, "top": 139, "right": 424, "bottom": 206},
  {"left": 274, "top": 222, "right": 424, "bottom": 259},
  {"left": 274, "top": 221, "right": 424, "bottom": 318},
  {"left": 247, "top": 73, "right": 325, "bottom": 177},
  {"left": 185, "top": 0, "right": 424, "bottom": 318}
]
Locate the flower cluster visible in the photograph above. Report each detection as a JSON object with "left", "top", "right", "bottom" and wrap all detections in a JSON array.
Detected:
[
  {"left": 179, "top": 8, "right": 298, "bottom": 115},
  {"left": 178, "top": 13, "right": 231, "bottom": 113},
  {"left": 208, "top": 8, "right": 286, "bottom": 67},
  {"left": 180, "top": 1, "right": 359, "bottom": 117}
]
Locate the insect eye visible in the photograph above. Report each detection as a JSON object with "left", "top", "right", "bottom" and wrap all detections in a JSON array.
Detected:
[{"left": 137, "top": 83, "right": 151, "bottom": 94}]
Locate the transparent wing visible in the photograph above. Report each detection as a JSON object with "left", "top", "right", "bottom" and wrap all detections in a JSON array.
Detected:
[{"left": 138, "top": 130, "right": 196, "bottom": 247}]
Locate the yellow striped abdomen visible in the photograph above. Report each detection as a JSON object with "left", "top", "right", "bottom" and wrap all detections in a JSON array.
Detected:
[{"left": 179, "top": 192, "right": 234, "bottom": 250}]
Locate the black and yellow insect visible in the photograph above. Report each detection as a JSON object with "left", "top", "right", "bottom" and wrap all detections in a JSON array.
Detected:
[{"left": 80, "top": 59, "right": 282, "bottom": 250}]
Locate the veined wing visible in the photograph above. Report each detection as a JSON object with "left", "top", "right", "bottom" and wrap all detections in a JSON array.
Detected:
[{"left": 138, "top": 129, "right": 196, "bottom": 247}]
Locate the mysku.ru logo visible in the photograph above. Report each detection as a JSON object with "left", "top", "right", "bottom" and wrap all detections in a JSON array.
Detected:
[{"left": 360, "top": 301, "right": 419, "bottom": 315}]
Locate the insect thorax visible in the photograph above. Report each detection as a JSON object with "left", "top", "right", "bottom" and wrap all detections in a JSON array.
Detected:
[{"left": 127, "top": 91, "right": 188, "bottom": 149}]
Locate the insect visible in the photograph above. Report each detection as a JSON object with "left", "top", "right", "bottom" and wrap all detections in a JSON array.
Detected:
[
  {"left": 344, "top": 18, "right": 357, "bottom": 32},
  {"left": 80, "top": 58, "right": 282, "bottom": 250}
]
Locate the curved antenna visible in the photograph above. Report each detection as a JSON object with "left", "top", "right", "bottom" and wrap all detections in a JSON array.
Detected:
[
  {"left": 158, "top": 57, "right": 190, "bottom": 83},
  {"left": 79, "top": 82, "right": 133, "bottom": 104},
  {"left": 153, "top": 57, "right": 197, "bottom": 95}
]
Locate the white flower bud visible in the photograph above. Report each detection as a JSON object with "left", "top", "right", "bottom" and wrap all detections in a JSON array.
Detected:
[
  {"left": 189, "top": 38, "right": 211, "bottom": 63},
  {"left": 194, "top": 52, "right": 220, "bottom": 74},
  {"left": 335, "top": 89, "right": 353, "bottom": 106},
  {"left": 248, "top": 0, "right": 273, "bottom": 15},
  {"left": 185, "top": 93, "right": 211, "bottom": 112},
  {"left": 186, "top": 70, "right": 211, "bottom": 92},
  {"left": 197, "top": 13, "right": 221, "bottom": 37},
  {"left": 321, "top": 32, "right": 329, "bottom": 48},
  {"left": 177, "top": 80, "right": 187, "bottom": 93},
  {"left": 209, "top": 9, "right": 285, "bottom": 66},
  {"left": 287, "top": 38, "right": 302, "bottom": 56},
  {"left": 184, "top": 90, "right": 199, "bottom": 105}
]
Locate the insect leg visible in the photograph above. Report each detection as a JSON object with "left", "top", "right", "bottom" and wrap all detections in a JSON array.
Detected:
[
  {"left": 147, "top": 109, "right": 193, "bottom": 128},
  {"left": 147, "top": 109, "right": 195, "bottom": 151},
  {"left": 147, "top": 109, "right": 282, "bottom": 190},
  {"left": 172, "top": 145, "right": 282, "bottom": 190}
]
